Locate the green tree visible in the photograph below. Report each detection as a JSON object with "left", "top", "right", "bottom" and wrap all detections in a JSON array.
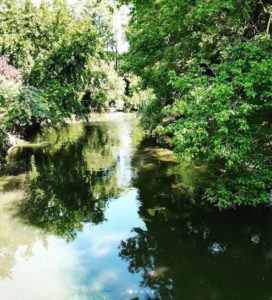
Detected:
[
  {"left": 121, "top": 0, "right": 272, "bottom": 208},
  {"left": 0, "top": 0, "right": 127, "bottom": 140}
]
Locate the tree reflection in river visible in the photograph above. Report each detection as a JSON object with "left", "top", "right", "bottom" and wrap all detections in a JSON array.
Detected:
[
  {"left": 0, "top": 175, "right": 44, "bottom": 279},
  {"left": 18, "top": 122, "right": 122, "bottom": 241},
  {"left": 3, "top": 115, "right": 272, "bottom": 299},
  {"left": 119, "top": 140, "right": 272, "bottom": 300}
]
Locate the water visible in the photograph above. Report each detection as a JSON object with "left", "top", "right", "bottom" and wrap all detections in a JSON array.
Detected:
[{"left": 1, "top": 113, "right": 272, "bottom": 300}]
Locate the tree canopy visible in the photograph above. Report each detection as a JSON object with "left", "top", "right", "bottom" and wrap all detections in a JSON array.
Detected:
[
  {"left": 121, "top": 0, "right": 272, "bottom": 208},
  {"left": 0, "top": 0, "right": 132, "bottom": 139}
]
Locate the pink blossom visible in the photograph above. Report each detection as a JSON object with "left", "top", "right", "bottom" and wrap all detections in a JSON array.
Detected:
[{"left": 0, "top": 55, "right": 21, "bottom": 82}]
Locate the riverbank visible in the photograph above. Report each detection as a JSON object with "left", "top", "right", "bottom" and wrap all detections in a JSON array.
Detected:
[
  {"left": 0, "top": 130, "right": 36, "bottom": 166},
  {"left": 0, "top": 112, "right": 139, "bottom": 167}
]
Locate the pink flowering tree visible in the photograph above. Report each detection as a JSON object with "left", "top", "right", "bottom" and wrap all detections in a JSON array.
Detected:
[{"left": 0, "top": 55, "right": 21, "bottom": 83}]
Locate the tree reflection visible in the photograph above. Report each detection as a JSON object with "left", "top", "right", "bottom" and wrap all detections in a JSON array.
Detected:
[
  {"left": 119, "top": 141, "right": 272, "bottom": 300},
  {"left": 18, "top": 123, "right": 121, "bottom": 241},
  {"left": 0, "top": 175, "right": 42, "bottom": 279}
]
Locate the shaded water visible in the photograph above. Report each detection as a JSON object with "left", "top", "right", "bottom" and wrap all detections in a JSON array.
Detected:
[{"left": 1, "top": 113, "right": 272, "bottom": 300}]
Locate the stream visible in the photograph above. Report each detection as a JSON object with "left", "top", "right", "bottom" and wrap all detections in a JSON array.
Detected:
[{"left": 0, "top": 113, "right": 272, "bottom": 300}]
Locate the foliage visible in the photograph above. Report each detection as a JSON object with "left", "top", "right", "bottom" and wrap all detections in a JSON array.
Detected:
[
  {"left": 123, "top": 73, "right": 156, "bottom": 111},
  {"left": 83, "top": 0, "right": 117, "bottom": 50},
  {"left": 27, "top": 17, "right": 100, "bottom": 119},
  {"left": 121, "top": 0, "right": 272, "bottom": 208},
  {"left": 0, "top": 74, "right": 21, "bottom": 107},
  {"left": 0, "top": 129, "right": 10, "bottom": 162},
  {"left": 0, "top": 0, "right": 127, "bottom": 140},
  {"left": 84, "top": 60, "right": 126, "bottom": 111},
  {"left": 161, "top": 37, "right": 272, "bottom": 207},
  {"left": 0, "top": 58, "right": 53, "bottom": 135}
]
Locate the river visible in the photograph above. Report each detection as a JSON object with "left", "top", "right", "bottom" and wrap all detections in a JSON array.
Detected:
[{"left": 0, "top": 113, "right": 272, "bottom": 300}]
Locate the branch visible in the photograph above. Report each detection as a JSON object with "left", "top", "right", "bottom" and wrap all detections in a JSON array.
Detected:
[
  {"left": 267, "top": 12, "right": 272, "bottom": 35},
  {"left": 259, "top": 0, "right": 268, "bottom": 13},
  {"left": 259, "top": 0, "right": 272, "bottom": 35}
]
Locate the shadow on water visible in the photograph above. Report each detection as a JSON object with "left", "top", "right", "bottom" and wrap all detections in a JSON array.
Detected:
[{"left": 118, "top": 140, "right": 272, "bottom": 300}]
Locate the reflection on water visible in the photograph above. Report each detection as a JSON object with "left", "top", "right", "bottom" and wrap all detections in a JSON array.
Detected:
[
  {"left": 1, "top": 113, "right": 272, "bottom": 299},
  {"left": 0, "top": 174, "right": 41, "bottom": 280},
  {"left": 120, "top": 144, "right": 272, "bottom": 300},
  {"left": 20, "top": 124, "right": 122, "bottom": 241}
]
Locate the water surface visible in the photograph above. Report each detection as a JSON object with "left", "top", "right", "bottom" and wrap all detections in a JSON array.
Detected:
[{"left": 1, "top": 113, "right": 272, "bottom": 300}]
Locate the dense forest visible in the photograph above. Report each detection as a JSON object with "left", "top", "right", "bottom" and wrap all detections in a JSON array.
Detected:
[
  {"left": 0, "top": 0, "right": 271, "bottom": 210},
  {"left": 0, "top": 0, "right": 146, "bottom": 144},
  {"left": 121, "top": 0, "right": 272, "bottom": 208}
]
